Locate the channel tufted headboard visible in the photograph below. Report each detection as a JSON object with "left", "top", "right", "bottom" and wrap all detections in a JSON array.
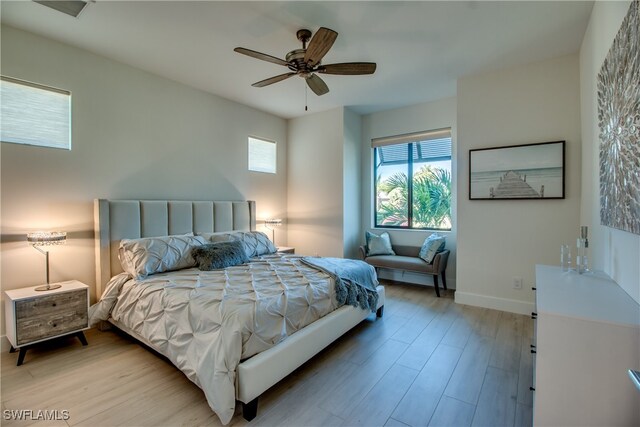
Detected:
[{"left": 94, "top": 199, "right": 256, "bottom": 297}]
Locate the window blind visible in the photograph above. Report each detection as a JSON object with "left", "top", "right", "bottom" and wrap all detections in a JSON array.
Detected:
[
  {"left": 1, "top": 76, "right": 71, "bottom": 150},
  {"left": 371, "top": 128, "right": 451, "bottom": 148},
  {"left": 374, "top": 128, "right": 452, "bottom": 166},
  {"left": 248, "top": 136, "right": 276, "bottom": 174}
]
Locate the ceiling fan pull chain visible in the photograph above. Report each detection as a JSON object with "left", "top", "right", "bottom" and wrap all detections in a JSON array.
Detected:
[{"left": 305, "top": 83, "right": 308, "bottom": 111}]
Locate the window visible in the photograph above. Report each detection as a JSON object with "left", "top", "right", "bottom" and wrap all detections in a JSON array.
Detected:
[
  {"left": 373, "top": 128, "right": 452, "bottom": 230},
  {"left": 248, "top": 136, "right": 276, "bottom": 174},
  {"left": 1, "top": 76, "right": 71, "bottom": 150}
]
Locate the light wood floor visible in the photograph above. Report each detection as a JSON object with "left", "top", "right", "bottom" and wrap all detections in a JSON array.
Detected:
[{"left": 1, "top": 281, "right": 534, "bottom": 427}]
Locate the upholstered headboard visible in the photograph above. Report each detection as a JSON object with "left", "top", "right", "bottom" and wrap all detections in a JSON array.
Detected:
[{"left": 94, "top": 199, "right": 256, "bottom": 297}]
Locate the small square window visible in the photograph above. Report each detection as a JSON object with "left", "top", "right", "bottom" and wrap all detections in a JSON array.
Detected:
[
  {"left": 248, "top": 136, "right": 276, "bottom": 174},
  {"left": 1, "top": 76, "right": 71, "bottom": 150}
]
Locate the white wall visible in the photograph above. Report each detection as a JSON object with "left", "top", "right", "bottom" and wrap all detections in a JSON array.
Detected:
[
  {"left": 287, "top": 108, "right": 344, "bottom": 257},
  {"left": 287, "top": 107, "right": 364, "bottom": 259},
  {"left": 579, "top": 0, "right": 639, "bottom": 304},
  {"left": 456, "top": 54, "right": 582, "bottom": 314},
  {"left": 361, "top": 97, "right": 458, "bottom": 288},
  {"left": 343, "top": 108, "right": 363, "bottom": 260},
  {"left": 0, "top": 26, "right": 288, "bottom": 334}
]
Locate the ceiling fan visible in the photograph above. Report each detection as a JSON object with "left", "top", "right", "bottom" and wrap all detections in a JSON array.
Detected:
[{"left": 234, "top": 27, "right": 376, "bottom": 96}]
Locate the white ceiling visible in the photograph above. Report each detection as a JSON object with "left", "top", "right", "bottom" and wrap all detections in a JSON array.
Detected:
[{"left": 1, "top": 0, "right": 594, "bottom": 119}]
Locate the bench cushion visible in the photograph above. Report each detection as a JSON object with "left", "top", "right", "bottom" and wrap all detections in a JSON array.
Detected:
[{"left": 364, "top": 254, "right": 437, "bottom": 274}]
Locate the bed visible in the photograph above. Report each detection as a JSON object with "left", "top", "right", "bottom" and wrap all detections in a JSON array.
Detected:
[{"left": 91, "top": 199, "right": 385, "bottom": 425}]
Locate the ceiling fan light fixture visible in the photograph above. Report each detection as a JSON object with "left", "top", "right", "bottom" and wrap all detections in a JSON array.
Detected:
[{"left": 234, "top": 26, "right": 376, "bottom": 98}]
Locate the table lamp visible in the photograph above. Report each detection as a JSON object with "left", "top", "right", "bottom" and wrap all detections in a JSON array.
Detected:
[
  {"left": 264, "top": 219, "right": 282, "bottom": 246},
  {"left": 27, "top": 231, "right": 66, "bottom": 291}
]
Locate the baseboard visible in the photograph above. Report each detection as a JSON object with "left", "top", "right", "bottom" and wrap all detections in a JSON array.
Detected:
[
  {"left": 454, "top": 291, "right": 534, "bottom": 315},
  {"left": 1, "top": 334, "right": 11, "bottom": 352}
]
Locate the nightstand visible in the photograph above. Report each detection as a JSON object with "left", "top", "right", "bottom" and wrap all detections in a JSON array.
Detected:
[
  {"left": 4, "top": 280, "right": 89, "bottom": 366},
  {"left": 277, "top": 246, "right": 295, "bottom": 254}
]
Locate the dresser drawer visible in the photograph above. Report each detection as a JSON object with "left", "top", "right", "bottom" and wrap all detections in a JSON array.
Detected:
[{"left": 14, "top": 289, "right": 88, "bottom": 346}]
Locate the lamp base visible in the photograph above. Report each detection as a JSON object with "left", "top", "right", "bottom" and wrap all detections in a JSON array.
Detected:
[{"left": 35, "top": 284, "right": 62, "bottom": 292}]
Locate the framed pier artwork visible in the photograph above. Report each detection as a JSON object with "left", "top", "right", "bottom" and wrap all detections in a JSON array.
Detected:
[{"left": 469, "top": 140, "right": 565, "bottom": 200}]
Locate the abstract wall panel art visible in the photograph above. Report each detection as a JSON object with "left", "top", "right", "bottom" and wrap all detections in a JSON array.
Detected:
[{"left": 597, "top": 0, "right": 640, "bottom": 235}]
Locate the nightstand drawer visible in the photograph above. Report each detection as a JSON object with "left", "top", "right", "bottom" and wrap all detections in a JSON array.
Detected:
[
  {"left": 14, "top": 289, "right": 88, "bottom": 346},
  {"left": 15, "top": 289, "right": 87, "bottom": 319},
  {"left": 16, "top": 309, "right": 88, "bottom": 345}
]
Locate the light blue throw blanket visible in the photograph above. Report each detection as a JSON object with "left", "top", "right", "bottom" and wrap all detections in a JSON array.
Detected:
[{"left": 300, "top": 257, "right": 379, "bottom": 312}]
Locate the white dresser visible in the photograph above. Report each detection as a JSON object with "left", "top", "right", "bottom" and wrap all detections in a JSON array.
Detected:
[{"left": 534, "top": 265, "right": 640, "bottom": 426}]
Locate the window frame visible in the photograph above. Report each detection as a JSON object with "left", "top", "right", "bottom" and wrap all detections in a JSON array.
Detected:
[
  {"left": 247, "top": 136, "right": 277, "bottom": 174},
  {"left": 0, "top": 75, "right": 71, "bottom": 150},
  {"left": 373, "top": 129, "right": 452, "bottom": 231}
]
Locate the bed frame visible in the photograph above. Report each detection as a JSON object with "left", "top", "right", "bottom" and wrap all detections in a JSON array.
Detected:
[{"left": 94, "top": 199, "right": 384, "bottom": 421}]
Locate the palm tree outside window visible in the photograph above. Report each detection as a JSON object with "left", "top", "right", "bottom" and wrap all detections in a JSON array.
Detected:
[{"left": 373, "top": 128, "right": 452, "bottom": 230}]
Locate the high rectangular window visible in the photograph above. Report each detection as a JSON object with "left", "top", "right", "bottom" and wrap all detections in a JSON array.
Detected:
[
  {"left": 373, "top": 128, "right": 452, "bottom": 230},
  {"left": 248, "top": 136, "right": 276, "bottom": 174},
  {"left": 1, "top": 76, "right": 71, "bottom": 150}
]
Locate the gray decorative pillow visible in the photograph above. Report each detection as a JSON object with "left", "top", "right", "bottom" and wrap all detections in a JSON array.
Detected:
[
  {"left": 118, "top": 233, "right": 207, "bottom": 279},
  {"left": 365, "top": 231, "right": 395, "bottom": 256},
  {"left": 191, "top": 241, "right": 250, "bottom": 270},
  {"left": 419, "top": 234, "right": 446, "bottom": 263},
  {"left": 203, "top": 231, "right": 277, "bottom": 258}
]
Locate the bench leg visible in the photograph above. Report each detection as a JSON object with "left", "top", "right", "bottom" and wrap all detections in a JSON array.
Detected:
[
  {"left": 376, "top": 305, "right": 384, "bottom": 318},
  {"left": 433, "top": 275, "right": 441, "bottom": 297},
  {"left": 441, "top": 273, "right": 447, "bottom": 290}
]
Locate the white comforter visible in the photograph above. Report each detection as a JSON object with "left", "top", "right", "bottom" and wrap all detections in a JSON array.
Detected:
[{"left": 89, "top": 254, "right": 339, "bottom": 425}]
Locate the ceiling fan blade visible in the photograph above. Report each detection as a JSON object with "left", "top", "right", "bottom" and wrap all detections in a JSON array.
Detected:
[
  {"left": 318, "top": 62, "right": 377, "bottom": 75},
  {"left": 306, "top": 74, "right": 329, "bottom": 96},
  {"left": 252, "top": 73, "right": 296, "bottom": 88},
  {"left": 304, "top": 27, "right": 338, "bottom": 67},
  {"left": 234, "top": 47, "right": 289, "bottom": 67}
]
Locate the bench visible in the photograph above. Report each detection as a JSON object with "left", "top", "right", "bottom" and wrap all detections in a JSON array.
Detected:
[{"left": 359, "top": 245, "right": 450, "bottom": 297}]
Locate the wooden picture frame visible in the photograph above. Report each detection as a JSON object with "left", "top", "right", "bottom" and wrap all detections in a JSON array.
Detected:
[{"left": 469, "top": 140, "right": 565, "bottom": 200}]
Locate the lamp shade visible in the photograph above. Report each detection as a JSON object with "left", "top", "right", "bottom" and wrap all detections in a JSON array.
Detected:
[
  {"left": 264, "top": 218, "right": 282, "bottom": 227},
  {"left": 27, "top": 231, "right": 66, "bottom": 246}
]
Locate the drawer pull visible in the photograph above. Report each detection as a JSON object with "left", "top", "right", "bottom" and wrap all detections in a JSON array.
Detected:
[
  {"left": 530, "top": 345, "right": 536, "bottom": 349},
  {"left": 530, "top": 387, "right": 536, "bottom": 391},
  {"left": 52, "top": 303, "right": 57, "bottom": 307},
  {"left": 532, "top": 287, "right": 537, "bottom": 291},
  {"left": 531, "top": 312, "right": 537, "bottom": 319},
  {"left": 531, "top": 349, "right": 537, "bottom": 354}
]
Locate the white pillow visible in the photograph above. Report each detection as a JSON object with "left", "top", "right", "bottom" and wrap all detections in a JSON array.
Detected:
[
  {"left": 419, "top": 234, "right": 446, "bottom": 263},
  {"left": 118, "top": 233, "right": 207, "bottom": 279},
  {"left": 201, "top": 231, "right": 276, "bottom": 258},
  {"left": 366, "top": 231, "right": 395, "bottom": 256}
]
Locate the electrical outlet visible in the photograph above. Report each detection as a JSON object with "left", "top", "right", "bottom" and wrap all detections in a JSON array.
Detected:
[{"left": 513, "top": 277, "right": 523, "bottom": 289}]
